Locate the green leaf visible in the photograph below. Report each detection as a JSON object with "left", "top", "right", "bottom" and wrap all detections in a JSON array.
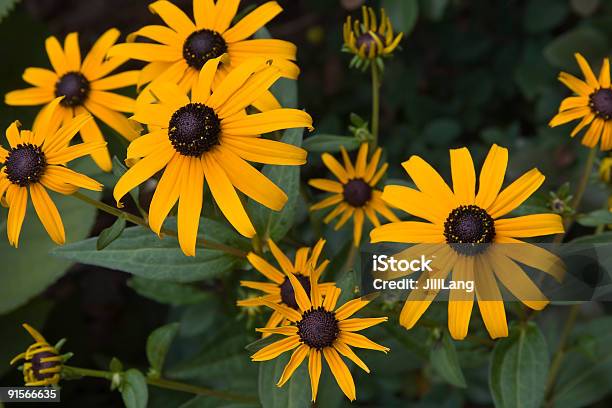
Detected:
[
  {"left": 383, "top": 0, "right": 419, "bottom": 34},
  {"left": 258, "top": 351, "right": 310, "bottom": 408},
  {"left": 97, "top": 216, "right": 127, "bottom": 250},
  {"left": 422, "top": 118, "right": 462, "bottom": 146},
  {"left": 544, "top": 27, "right": 609, "bottom": 71},
  {"left": 523, "top": 0, "right": 568, "bottom": 34},
  {"left": 52, "top": 217, "right": 248, "bottom": 282},
  {"left": 430, "top": 332, "right": 467, "bottom": 388},
  {"left": 247, "top": 127, "right": 303, "bottom": 241},
  {"left": 489, "top": 322, "right": 549, "bottom": 408},
  {"left": 569, "top": 231, "right": 612, "bottom": 244},
  {"left": 302, "top": 134, "right": 360, "bottom": 153},
  {"left": 120, "top": 369, "right": 148, "bottom": 408},
  {"left": 147, "top": 323, "right": 180, "bottom": 377},
  {"left": 0, "top": 0, "right": 20, "bottom": 22},
  {"left": 127, "top": 277, "right": 209, "bottom": 305},
  {"left": 576, "top": 209, "right": 612, "bottom": 226},
  {"left": 0, "top": 179, "right": 99, "bottom": 313}
]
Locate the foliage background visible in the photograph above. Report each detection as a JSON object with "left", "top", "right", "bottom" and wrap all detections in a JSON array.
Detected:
[{"left": 0, "top": 0, "right": 612, "bottom": 407}]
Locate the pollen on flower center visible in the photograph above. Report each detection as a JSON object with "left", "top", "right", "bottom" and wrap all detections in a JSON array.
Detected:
[
  {"left": 168, "top": 103, "right": 221, "bottom": 157},
  {"left": 55, "top": 72, "right": 90, "bottom": 107},
  {"left": 4, "top": 144, "right": 47, "bottom": 187},
  {"left": 444, "top": 205, "right": 495, "bottom": 255},
  {"left": 183, "top": 29, "right": 228, "bottom": 69},
  {"left": 589, "top": 88, "right": 612, "bottom": 119},
  {"left": 29, "top": 350, "right": 61, "bottom": 380},
  {"left": 280, "top": 274, "right": 311, "bottom": 309},
  {"left": 297, "top": 307, "right": 339, "bottom": 349},
  {"left": 343, "top": 178, "right": 372, "bottom": 207}
]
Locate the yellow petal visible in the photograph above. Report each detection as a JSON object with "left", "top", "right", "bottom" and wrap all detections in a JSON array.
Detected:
[
  {"left": 223, "top": 1, "right": 282, "bottom": 42},
  {"left": 146, "top": 154, "right": 183, "bottom": 233},
  {"left": 221, "top": 109, "right": 313, "bottom": 135},
  {"left": 575, "top": 53, "right": 599, "bottom": 88},
  {"left": 214, "top": 0, "right": 240, "bottom": 33},
  {"left": 7, "top": 186, "right": 28, "bottom": 247},
  {"left": 308, "top": 349, "right": 322, "bottom": 402},
  {"left": 475, "top": 144, "right": 508, "bottom": 209},
  {"left": 488, "top": 168, "right": 544, "bottom": 218},
  {"left": 333, "top": 340, "right": 369, "bottom": 373},
  {"left": 63, "top": 32, "right": 81, "bottom": 72},
  {"left": 177, "top": 158, "right": 204, "bottom": 256},
  {"left": 495, "top": 214, "right": 564, "bottom": 238},
  {"left": 322, "top": 348, "right": 356, "bottom": 401},
  {"left": 277, "top": 344, "right": 308, "bottom": 387},
  {"left": 338, "top": 317, "right": 387, "bottom": 332},
  {"left": 222, "top": 135, "right": 306, "bottom": 165},
  {"left": 30, "top": 183, "right": 65, "bottom": 245},
  {"left": 45, "top": 36, "right": 68, "bottom": 75},
  {"left": 321, "top": 153, "right": 349, "bottom": 183},
  {"left": 148, "top": 0, "right": 196, "bottom": 37},
  {"left": 381, "top": 185, "right": 447, "bottom": 224},
  {"left": 251, "top": 335, "right": 300, "bottom": 361},
  {"left": 450, "top": 147, "right": 476, "bottom": 205},
  {"left": 401, "top": 155, "right": 457, "bottom": 209},
  {"left": 370, "top": 221, "right": 445, "bottom": 244}
]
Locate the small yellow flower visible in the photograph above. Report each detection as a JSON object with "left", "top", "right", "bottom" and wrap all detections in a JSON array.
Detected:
[
  {"left": 238, "top": 239, "right": 335, "bottom": 336},
  {"left": 370, "top": 144, "right": 565, "bottom": 340},
  {"left": 549, "top": 53, "right": 612, "bottom": 150},
  {"left": 11, "top": 324, "right": 64, "bottom": 387},
  {"left": 309, "top": 143, "right": 399, "bottom": 247},
  {"left": 0, "top": 98, "right": 104, "bottom": 247},
  {"left": 251, "top": 269, "right": 388, "bottom": 402},
  {"left": 113, "top": 58, "right": 312, "bottom": 256},
  {"left": 5, "top": 29, "right": 141, "bottom": 171},
  {"left": 343, "top": 6, "right": 403, "bottom": 67},
  {"left": 108, "top": 0, "right": 298, "bottom": 109}
]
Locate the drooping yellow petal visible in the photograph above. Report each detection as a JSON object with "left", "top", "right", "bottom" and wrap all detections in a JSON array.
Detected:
[
  {"left": 475, "top": 144, "right": 508, "bottom": 209},
  {"left": 338, "top": 317, "right": 387, "bottom": 332},
  {"left": 277, "top": 344, "right": 308, "bottom": 387},
  {"left": 473, "top": 255, "right": 508, "bottom": 339},
  {"left": 352, "top": 208, "right": 364, "bottom": 246},
  {"left": 548, "top": 107, "right": 591, "bottom": 127},
  {"left": 46, "top": 142, "right": 107, "bottom": 165},
  {"left": 582, "top": 117, "right": 605, "bottom": 147},
  {"left": 43, "top": 113, "right": 92, "bottom": 153},
  {"left": 7, "top": 186, "right": 27, "bottom": 247},
  {"left": 147, "top": 155, "right": 183, "bottom": 235},
  {"left": 448, "top": 256, "right": 474, "bottom": 340},
  {"left": 192, "top": 56, "right": 224, "bottom": 103},
  {"left": 494, "top": 237, "right": 564, "bottom": 282},
  {"left": 221, "top": 109, "right": 313, "bottom": 135},
  {"left": 256, "top": 325, "right": 298, "bottom": 336},
  {"left": 558, "top": 72, "right": 592, "bottom": 96},
  {"left": 335, "top": 297, "right": 370, "bottom": 320},
  {"left": 85, "top": 100, "right": 141, "bottom": 141},
  {"left": 30, "top": 183, "right": 65, "bottom": 245},
  {"left": 322, "top": 348, "right": 356, "bottom": 401},
  {"left": 177, "top": 158, "right": 204, "bottom": 256},
  {"left": 44, "top": 166, "right": 102, "bottom": 192},
  {"left": 201, "top": 153, "right": 256, "bottom": 237},
  {"left": 308, "top": 349, "right": 322, "bottom": 402},
  {"left": 222, "top": 136, "right": 307, "bottom": 165},
  {"left": 259, "top": 299, "right": 303, "bottom": 322},
  {"left": 381, "top": 185, "right": 447, "bottom": 224},
  {"left": 333, "top": 340, "right": 370, "bottom": 373}
]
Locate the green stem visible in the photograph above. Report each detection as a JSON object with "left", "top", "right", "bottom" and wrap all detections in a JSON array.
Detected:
[
  {"left": 63, "top": 366, "right": 256, "bottom": 403},
  {"left": 370, "top": 62, "right": 381, "bottom": 150},
  {"left": 72, "top": 191, "right": 247, "bottom": 258},
  {"left": 554, "top": 147, "right": 597, "bottom": 243},
  {"left": 544, "top": 305, "right": 580, "bottom": 406}
]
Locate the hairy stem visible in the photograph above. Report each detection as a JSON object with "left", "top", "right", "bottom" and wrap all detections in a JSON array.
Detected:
[{"left": 370, "top": 62, "right": 381, "bottom": 150}]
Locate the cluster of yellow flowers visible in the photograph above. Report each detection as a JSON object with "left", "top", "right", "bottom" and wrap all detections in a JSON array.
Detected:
[{"left": 4, "top": 1, "right": 610, "bottom": 403}]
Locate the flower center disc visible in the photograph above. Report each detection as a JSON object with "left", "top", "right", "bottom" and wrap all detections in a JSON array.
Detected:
[
  {"left": 55, "top": 72, "right": 90, "bottom": 107},
  {"left": 183, "top": 29, "right": 227, "bottom": 69},
  {"left": 343, "top": 178, "right": 372, "bottom": 207},
  {"left": 297, "top": 307, "right": 339, "bottom": 349},
  {"left": 280, "top": 274, "right": 311, "bottom": 309},
  {"left": 4, "top": 144, "right": 47, "bottom": 186},
  {"left": 29, "top": 350, "right": 60, "bottom": 380},
  {"left": 444, "top": 205, "right": 495, "bottom": 255},
  {"left": 590, "top": 88, "right": 612, "bottom": 119},
  {"left": 168, "top": 103, "right": 221, "bottom": 157}
]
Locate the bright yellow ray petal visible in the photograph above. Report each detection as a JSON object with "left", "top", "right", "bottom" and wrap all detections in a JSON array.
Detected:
[
  {"left": 107, "top": 43, "right": 181, "bottom": 62},
  {"left": 221, "top": 109, "right": 313, "bottom": 135},
  {"left": 575, "top": 53, "right": 599, "bottom": 88},
  {"left": 223, "top": 1, "right": 282, "bottom": 42},
  {"left": 84, "top": 100, "right": 141, "bottom": 141},
  {"left": 354, "top": 143, "right": 368, "bottom": 178},
  {"left": 322, "top": 348, "right": 356, "bottom": 401},
  {"left": 599, "top": 58, "right": 610, "bottom": 88},
  {"left": 247, "top": 252, "right": 285, "bottom": 284},
  {"left": 192, "top": 56, "right": 224, "bottom": 103},
  {"left": 381, "top": 185, "right": 447, "bottom": 224},
  {"left": 333, "top": 340, "right": 369, "bottom": 373},
  {"left": 473, "top": 255, "right": 508, "bottom": 339},
  {"left": 256, "top": 325, "right": 298, "bottom": 336},
  {"left": 30, "top": 183, "right": 65, "bottom": 245},
  {"left": 495, "top": 214, "right": 564, "bottom": 238},
  {"left": 548, "top": 107, "right": 591, "bottom": 127},
  {"left": 335, "top": 297, "right": 370, "bottom": 320},
  {"left": 228, "top": 39, "right": 297, "bottom": 61},
  {"left": 7, "top": 186, "right": 27, "bottom": 247},
  {"left": 338, "top": 317, "right": 387, "bottom": 332},
  {"left": 337, "top": 331, "right": 389, "bottom": 352},
  {"left": 488, "top": 168, "right": 544, "bottom": 218},
  {"left": 321, "top": 153, "right": 349, "bottom": 183},
  {"left": 176, "top": 158, "right": 204, "bottom": 256},
  {"left": 308, "top": 179, "right": 343, "bottom": 193},
  {"left": 370, "top": 221, "right": 445, "bottom": 244},
  {"left": 352, "top": 208, "right": 364, "bottom": 246},
  {"left": 475, "top": 144, "right": 508, "bottom": 209},
  {"left": 277, "top": 344, "right": 309, "bottom": 387},
  {"left": 149, "top": 0, "right": 196, "bottom": 36},
  {"left": 5, "top": 88, "right": 54, "bottom": 106},
  {"left": 127, "top": 25, "right": 183, "bottom": 48},
  {"left": 214, "top": 0, "right": 240, "bottom": 33},
  {"left": 193, "top": 0, "right": 216, "bottom": 29},
  {"left": 81, "top": 28, "right": 121, "bottom": 78},
  {"left": 308, "top": 349, "right": 322, "bottom": 402},
  {"left": 45, "top": 36, "right": 68, "bottom": 75},
  {"left": 44, "top": 166, "right": 102, "bottom": 191},
  {"left": 22, "top": 67, "right": 57, "bottom": 88},
  {"left": 582, "top": 117, "right": 605, "bottom": 147},
  {"left": 222, "top": 136, "right": 306, "bottom": 165},
  {"left": 450, "top": 147, "right": 476, "bottom": 205},
  {"left": 448, "top": 255, "right": 474, "bottom": 340},
  {"left": 558, "top": 71, "right": 592, "bottom": 96},
  {"left": 251, "top": 335, "right": 300, "bottom": 361},
  {"left": 46, "top": 142, "right": 107, "bottom": 165},
  {"left": 402, "top": 155, "right": 457, "bottom": 208},
  {"left": 201, "top": 153, "right": 256, "bottom": 237},
  {"left": 63, "top": 32, "right": 81, "bottom": 72}
]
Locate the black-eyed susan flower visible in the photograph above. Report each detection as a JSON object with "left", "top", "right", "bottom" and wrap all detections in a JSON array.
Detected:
[
  {"left": 5, "top": 29, "right": 140, "bottom": 172},
  {"left": 113, "top": 58, "right": 311, "bottom": 256},
  {"left": 549, "top": 53, "right": 612, "bottom": 151},
  {"left": 108, "top": 0, "right": 298, "bottom": 110},
  {"left": 370, "top": 144, "right": 565, "bottom": 340},
  {"left": 251, "top": 269, "right": 388, "bottom": 401},
  {"left": 309, "top": 143, "right": 398, "bottom": 247},
  {"left": 0, "top": 98, "right": 104, "bottom": 247},
  {"left": 342, "top": 6, "right": 403, "bottom": 69},
  {"left": 238, "top": 239, "right": 335, "bottom": 336},
  {"left": 10, "top": 324, "right": 66, "bottom": 386}
]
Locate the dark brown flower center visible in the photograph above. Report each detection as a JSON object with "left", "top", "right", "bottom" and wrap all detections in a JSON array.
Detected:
[
  {"left": 444, "top": 205, "right": 495, "bottom": 255},
  {"left": 297, "top": 307, "right": 339, "bottom": 349},
  {"left": 589, "top": 88, "right": 612, "bottom": 120},
  {"left": 183, "top": 29, "right": 227, "bottom": 69},
  {"left": 280, "top": 274, "right": 311, "bottom": 310},
  {"left": 168, "top": 103, "right": 220, "bottom": 157},
  {"left": 343, "top": 178, "right": 372, "bottom": 207},
  {"left": 55, "top": 72, "right": 90, "bottom": 107},
  {"left": 29, "top": 350, "right": 60, "bottom": 380},
  {"left": 355, "top": 32, "right": 384, "bottom": 53},
  {"left": 4, "top": 144, "right": 46, "bottom": 186}
]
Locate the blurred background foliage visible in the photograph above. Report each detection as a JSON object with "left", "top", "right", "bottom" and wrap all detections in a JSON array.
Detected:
[{"left": 1, "top": 0, "right": 612, "bottom": 407}]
